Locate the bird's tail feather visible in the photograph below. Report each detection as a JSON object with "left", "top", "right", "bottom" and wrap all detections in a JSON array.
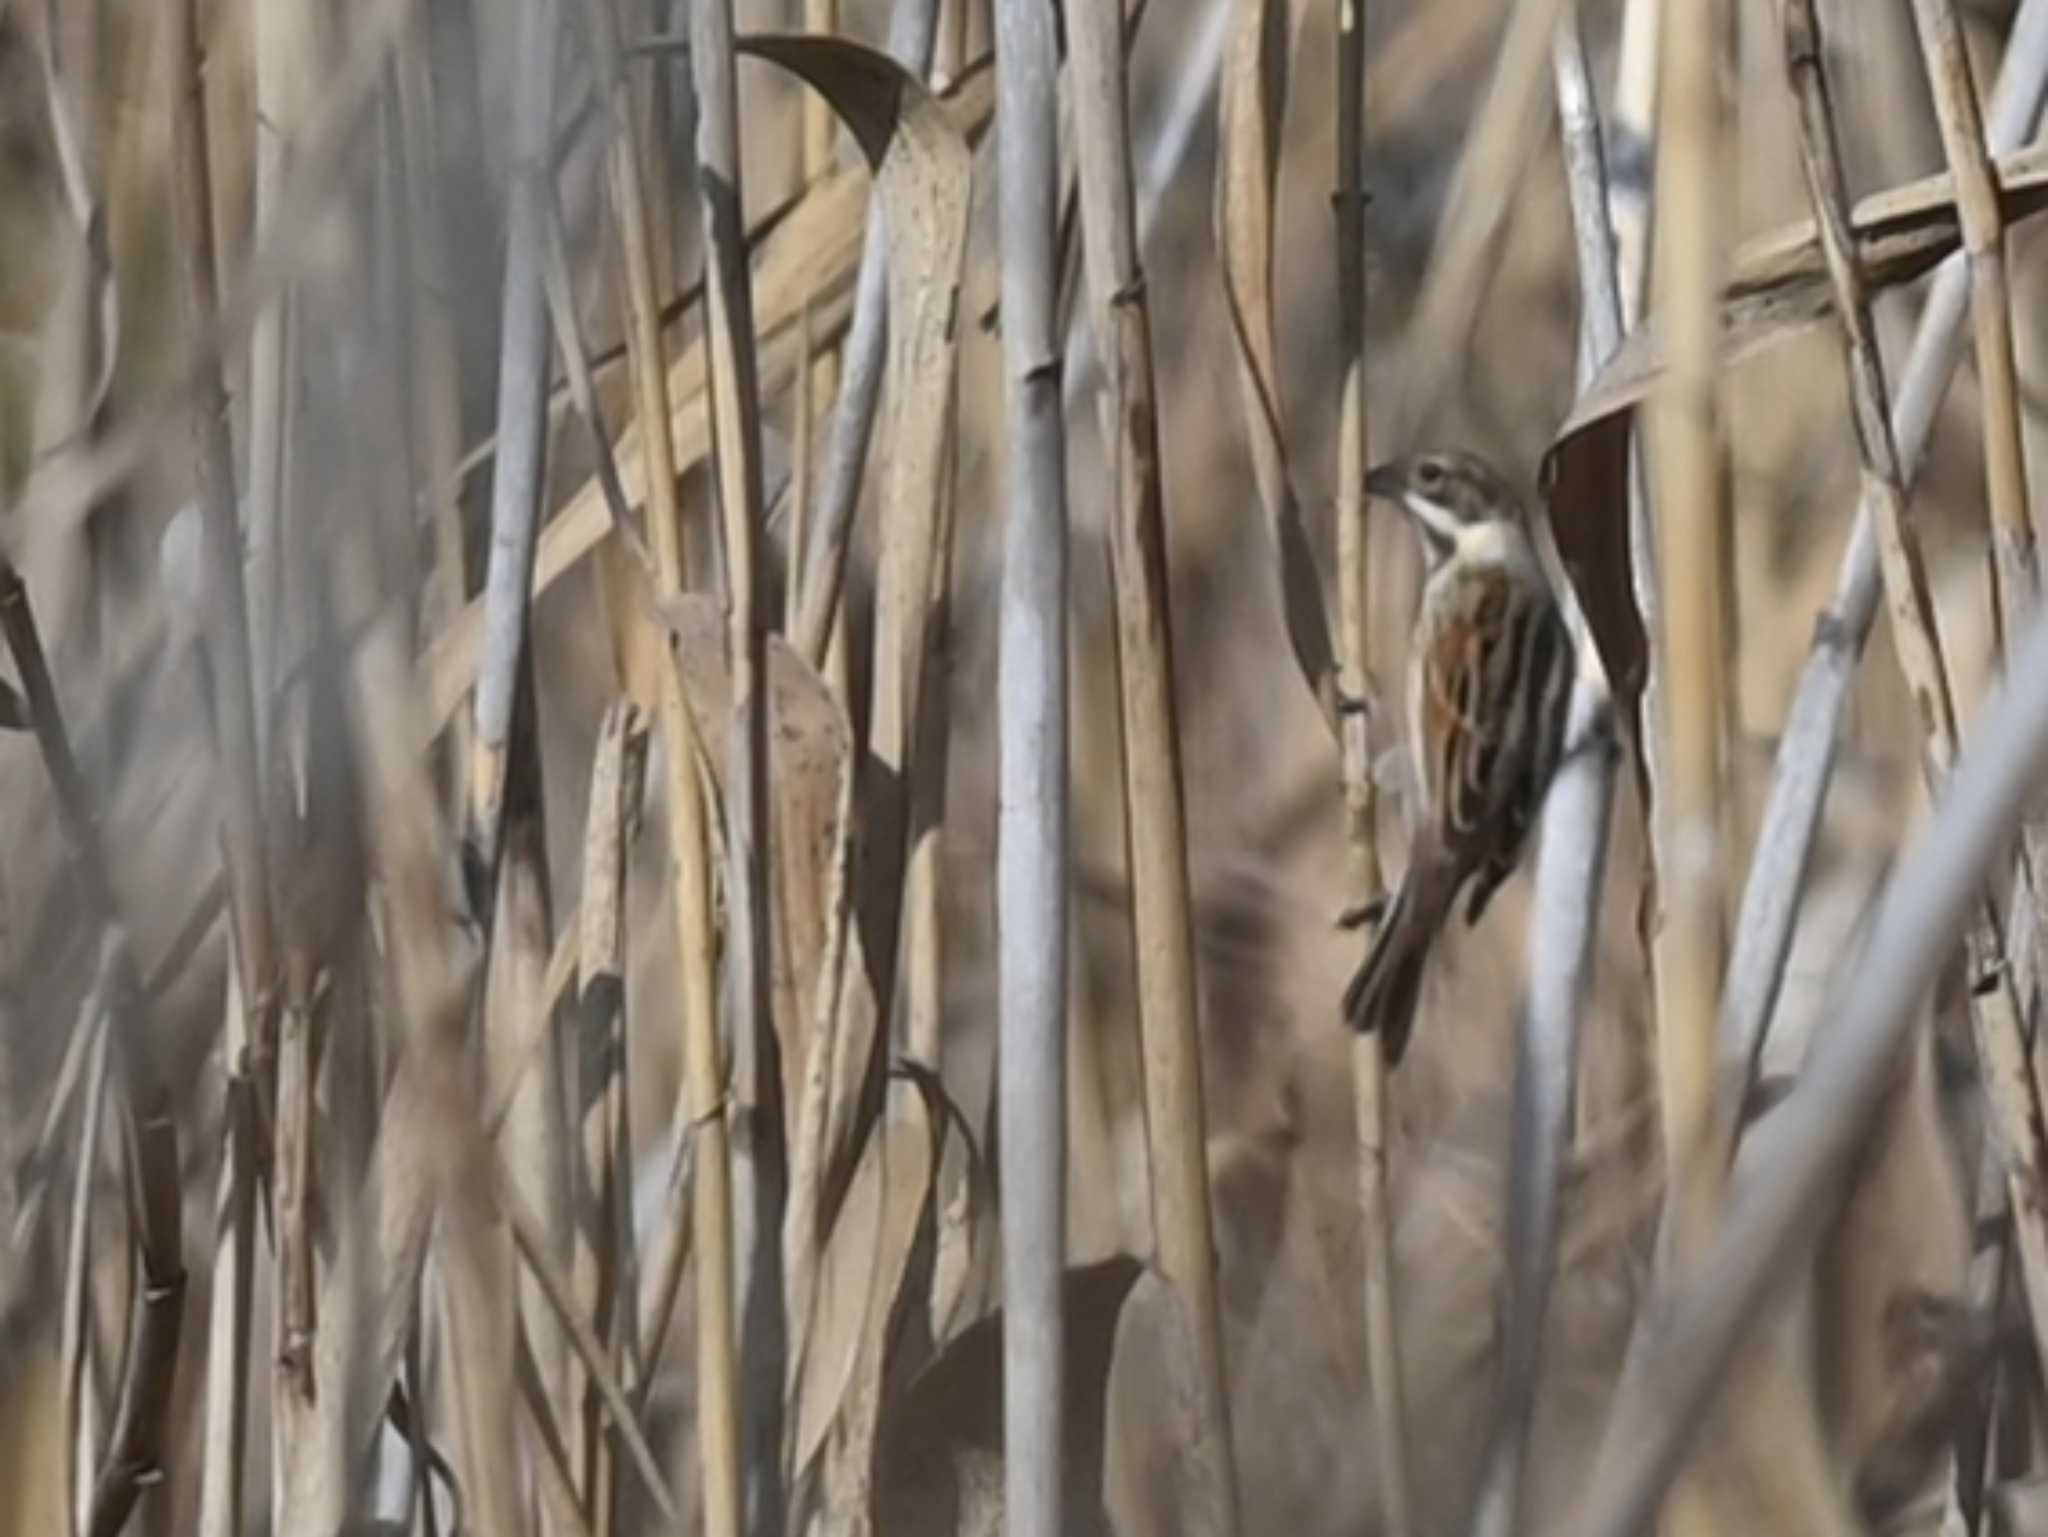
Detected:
[{"left": 1343, "top": 862, "right": 1455, "bottom": 1066}]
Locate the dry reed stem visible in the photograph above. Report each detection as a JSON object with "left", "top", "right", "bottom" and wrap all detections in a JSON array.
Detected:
[
  {"left": 9, "top": 0, "right": 418, "bottom": 554},
  {"left": 0, "top": 564, "right": 183, "bottom": 1537},
  {"left": 1393, "top": 0, "right": 1570, "bottom": 442},
  {"left": 572, "top": 700, "right": 639, "bottom": 1519},
  {"left": 904, "top": 431, "right": 959, "bottom": 1071},
  {"left": 169, "top": 0, "right": 279, "bottom": 1144},
  {"left": 1645, "top": 0, "right": 1732, "bottom": 1525},
  {"left": 1715, "top": 0, "right": 2048, "bottom": 1102},
  {"left": 1780, "top": 0, "right": 2048, "bottom": 1392},
  {"left": 993, "top": 0, "right": 1071, "bottom": 1527},
  {"left": 1332, "top": 1, "right": 1407, "bottom": 1526},
  {"left": 1649, "top": 0, "right": 1730, "bottom": 1256},
  {"left": 469, "top": 0, "right": 560, "bottom": 872},
  {"left": 500, "top": 1166, "right": 683, "bottom": 1525},
  {"left": 393, "top": 39, "right": 470, "bottom": 680},
  {"left": 1465, "top": 15, "right": 1624, "bottom": 1535},
  {"left": 1910, "top": 0, "right": 2037, "bottom": 622},
  {"left": 1574, "top": 588, "right": 2048, "bottom": 1537},
  {"left": 588, "top": 0, "right": 745, "bottom": 1528},
  {"left": 1069, "top": 0, "right": 1239, "bottom": 1527},
  {"left": 244, "top": 0, "right": 314, "bottom": 736},
  {"left": 60, "top": 972, "right": 112, "bottom": 1535},
  {"left": 690, "top": 9, "right": 784, "bottom": 1524}
]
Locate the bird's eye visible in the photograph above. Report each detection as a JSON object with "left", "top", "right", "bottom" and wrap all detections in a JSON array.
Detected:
[{"left": 1417, "top": 460, "right": 1444, "bottom": 488}]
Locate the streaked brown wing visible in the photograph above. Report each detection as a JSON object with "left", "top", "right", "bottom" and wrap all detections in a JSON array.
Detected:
[{"left": 1413, "top": 561, "right": 1554, "bottom": 856}]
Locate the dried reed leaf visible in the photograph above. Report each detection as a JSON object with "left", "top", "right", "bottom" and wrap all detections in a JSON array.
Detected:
[
  {"left": 1215, "top": 0, "right": 1339, "bottom": 734},
  {"left": 725, "top": 41, "right": 973, "bottom": 1385},
  {"left": 1541, "top": 139, "right": 2048, "bottom": 753},
  {"left": 873, "top": 1256, "right": 1147, "bottom": 1534},
  {"left": 418, "top": 56, "right": 996, "bottom": 737},
  {"left": 652, "top": 592, "right": 852, "bottom": 1117},
  {"left": 1554, "top": 141, "right": 2048, "bottom": 447},
  {"left": 788, "top": 1080, "right": 939, "bottom": 1504}
]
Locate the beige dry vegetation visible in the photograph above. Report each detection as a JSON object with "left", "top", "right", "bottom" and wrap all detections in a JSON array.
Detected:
[{"left": 0, "top": 0, "right": 2045, "bottom": 1533}]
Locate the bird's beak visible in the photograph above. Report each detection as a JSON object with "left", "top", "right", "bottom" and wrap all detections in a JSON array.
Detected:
[{"left": 1364, "top": 462, "right": 1403, "bottom": 501}]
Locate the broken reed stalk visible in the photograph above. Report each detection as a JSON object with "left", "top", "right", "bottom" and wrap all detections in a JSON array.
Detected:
[
  {"left": 1642, "top": 0, "right": 1732, "bottom": 1524},
  {"left": 588, "top": 0, "right": 744, "bottom": 1528},
  {"left": 0, "top": 561, "right": 184, "bottom": 1537},
  {"left": 1779, "top": 0, "right": 2048, "bottom": 1379},
  {"left": 1465, "top": 13, "right": 1621, "bottom": 1537},
  {"left": 1068, "top": 1, "right": 1242, "bottom": 1528},
  {"left": 993, "top": 0, "right": 1072, "bottom": 1527},
  {"left": 689, "top": 0, "right": 785, "bottom": 1522},
  {"left": 469, "top": 0, "right": 559, "bottom": 875},
  {"left": 1332, "top": 0, "right": 1408, "bottom": 1529},
  {"left": 1574, "top": 585, "right": 2048, "bottom": 1537},
  {"left": 1715, "top": 0, "right": 2048, "bottom": 1098}
]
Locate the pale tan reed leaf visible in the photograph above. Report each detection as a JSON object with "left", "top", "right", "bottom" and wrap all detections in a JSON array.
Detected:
[
  {"left": 1214, "top": 0, "right": 1339, "bottom": 734},
  {"left": 1542, "top": 139, "right": 2048, "bottom": 756},
  {"left": 1552, "top": 141, "right": 2048, "bottom": 449},
  {"left": 650, "top": 592, "right": 853, "bottom": 1120},
  {"left": 417, "top": 57, "right": 995, "bottom": 737},
  {"left": 789, "top": 1079, "right": 938, "bottom": 1504}
]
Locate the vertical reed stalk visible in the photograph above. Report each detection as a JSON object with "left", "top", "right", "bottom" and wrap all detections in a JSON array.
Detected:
[
  {"left": 1466, "top": 14, "right": 1623, "bottom": 1536},
  {"left": 994, "top": 0, "right": 1072, "bottom": 1527},
  {"left": 585, "top": 0, "right": 744, "bottom": 1529},
  {"left": 1334, "top": 0, "right": 1408, "bottom": 1529},
  {"left": 1069, "top": 0, "right": 1241, "bottom": 1527},
  {"left": 1645, "top": 0, "right": 1732, "bottom": 1520},
  {"left": 689, "top": 0, "right": 784, "bottom": 1524}
]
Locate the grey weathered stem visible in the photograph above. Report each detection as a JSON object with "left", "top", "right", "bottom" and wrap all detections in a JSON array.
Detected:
[
  {"left": 1718, "top": 0, "right": 2048, "bottom": 1085},
  {"left": 1466, "top": 13, "right": 1622, "bottom": 1536},
  {"left": 994, "top": 0, "right": 1071, "bottom": 1529},
  {"left": 1575, "top": 589, "right": 2048, "bottom": 1537},
  {"left": 470, "top": 0, "right": 560, "bottom": 873},
  {"left": 789, "top": 0, "right": 943, "bottom": 666}
]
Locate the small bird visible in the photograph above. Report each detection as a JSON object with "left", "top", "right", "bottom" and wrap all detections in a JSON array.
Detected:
[{"left": 1343, "top": 449, "right": 1575, "bottom": 1065}]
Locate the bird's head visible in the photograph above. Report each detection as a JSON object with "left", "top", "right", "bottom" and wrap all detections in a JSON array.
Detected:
[{"left": 1364, "top": 449, "right": 1527, "bottom": 564}]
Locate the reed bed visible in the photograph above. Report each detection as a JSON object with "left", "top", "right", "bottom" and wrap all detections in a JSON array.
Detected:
[{"left": 4, "top": 0, "right": 2048, "bottom": 1533}]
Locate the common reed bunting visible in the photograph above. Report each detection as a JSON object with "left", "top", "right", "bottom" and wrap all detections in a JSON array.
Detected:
[{"left": 1343, "top": 450, "right": 1574, "bottom": 1066}]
